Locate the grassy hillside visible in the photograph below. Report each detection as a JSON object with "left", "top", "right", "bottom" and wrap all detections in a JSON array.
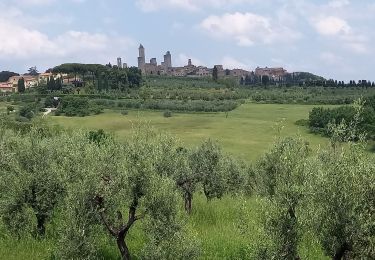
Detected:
[{"left": 49, "top": 103, "right": 332, "bottom": 161}]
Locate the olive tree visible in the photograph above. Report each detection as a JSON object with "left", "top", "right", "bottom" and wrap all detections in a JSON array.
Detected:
[
  {"left": 304, "top": 141, "right": 375, "bottom": 259},
  {"left": 190, "top": 139, "right": 227, "bottom": 201},
  {"left": 302, "top": 102, "right": 374, "bottom": 259},
  {"left": 253, "top": 137, "right": 310, "bottom": 259},
  {"left": 0, "top": 128, "right": 66, "bottom": 238},
  {"left": 57, "top": 127, "right": 200, "bottom": 260}
]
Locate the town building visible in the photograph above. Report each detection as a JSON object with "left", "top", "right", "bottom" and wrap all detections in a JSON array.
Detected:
[
  {"left": 0, "top": 82, "right": 14, "bottom": 93},
  {"left": 255, "top": 67, "right": 288, "bottom": 79}
]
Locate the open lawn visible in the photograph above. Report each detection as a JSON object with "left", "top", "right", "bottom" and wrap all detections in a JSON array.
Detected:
[{"left": 49, "top": 102, "right": 332, "bottom": 161}]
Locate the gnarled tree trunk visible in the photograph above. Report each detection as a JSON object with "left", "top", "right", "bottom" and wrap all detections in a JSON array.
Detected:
[
  {"left": 117, "top": 230, "right": 131, "bottom": 260},
  {"left": 184, "top": 192, "right": 192, "bottom": 214},
  {"left": 333, "top": 242, "right": 352, "bottom": 260},
  {"left": 95, "top": 196, "right": 142, "bottom": 260}
]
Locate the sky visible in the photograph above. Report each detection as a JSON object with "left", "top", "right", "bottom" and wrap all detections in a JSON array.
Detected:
[{"left": 0, "top": 0, "right": 374, "bottom": 81}]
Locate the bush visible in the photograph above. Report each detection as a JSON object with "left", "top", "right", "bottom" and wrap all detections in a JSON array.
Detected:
[
  {"left": 121, "top": 110, "right": 129, "bottom": 115},
  {"left": 57, "top": 96, "right": 103, "bottom": 117},
  {"left": 163, "top": 110, "right": 172, "bottom": 118},
  {"left": 19, "top": 105, "right": 36, "bottom": 120}
]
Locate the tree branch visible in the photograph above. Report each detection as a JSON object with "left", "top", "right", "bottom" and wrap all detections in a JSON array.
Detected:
[
  {"left": 98, "top": 209, "right": 118, "bottom": 237},
  {"left": 95, "top": 195, "right": 117, "bottom": 237}
]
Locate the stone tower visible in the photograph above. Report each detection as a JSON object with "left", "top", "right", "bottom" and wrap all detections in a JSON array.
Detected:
[
  {"left": 138, "top": 44, "right": 146, "bottom": 72},
  {"left": 163, "top": 51, "right": 172, "bottom": 69},
  {"left": 117, "top": 57, "right": 122, "bottom": 68}
]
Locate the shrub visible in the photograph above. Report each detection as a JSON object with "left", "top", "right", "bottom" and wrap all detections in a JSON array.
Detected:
[
  {"left": 57, "top": 96, "right": 102, "bottom": 117},
  {"left": 19, "top": 105, "right": 35, "bottom": 120},
  {"left": 163, "top": 110, "right": 172, "bottom": 118}
]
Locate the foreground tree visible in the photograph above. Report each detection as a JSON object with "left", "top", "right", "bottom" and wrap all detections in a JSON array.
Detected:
[
  {"left": 57, "top": 127, "right": 200, "bottom": 260},
  {"left": 304, "top": 125, "right": 375, "bottom": 259},
  {"left": 253, "top": 137, "right": 310, "bottom": 259},
  {"left": 190, "top": 139, "right": 227, "bottom": 201},
  {"left": 0, "top": 128, "right": 66, "bottom": 237},
  {"left": 174, "top": 147, "right": 199, "bottom": 214}
]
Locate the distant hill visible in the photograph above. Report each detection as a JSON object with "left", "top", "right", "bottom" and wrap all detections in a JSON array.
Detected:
[
  {"left": 290, "top": 72, "right": 326, "bottom": 82},
  {"left": 0, "top": 71, "right": 19, "bottom": 82}
]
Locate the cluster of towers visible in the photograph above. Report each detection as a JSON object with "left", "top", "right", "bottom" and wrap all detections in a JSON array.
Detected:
[
  {"left": 116, "top": 57, "right": 127, "bottom": 69},
  {"left": 137, "top": 44, "right": 172, "bottom": 75}
]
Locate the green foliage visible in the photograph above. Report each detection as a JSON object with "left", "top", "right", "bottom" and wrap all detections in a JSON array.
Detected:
[
  {"left": 0, "top": 71, "right": 19, "bottom": 82},
  {"left": 253, "top": 137, "right": 310, "bottom": 259},
  {"left": 27, "top": 67, "right": 39, "bottom": 76},
  {"left": 6, "top": 106, "right": 14, "bottom": 115},
  {"left": 46, "top": 76, "right": 62, "bottom": 91},
  {"left": 44, "top": 96, "right": 59, "bottom": 108},
  {"left": 87, "top": 129, "right": 110, "bottom": 145},
  {"left": 163, "top": 110, "right": 172, "bottom": 118},
  {"left": 308, "top": 99, "right": 375, "bottom": 140},
  {"left": 190, "top": 139, "right": 227, "bottom": 200},
  {"left": 52, "top": 63, "right": 142, "bottom": 91},
  {"left": 19, "top": 104, "right": 37, "bottom": 120},
  {"left": 143, "top": 99, "right": 240, "bottom": 112},
  {"left": 303, "top": 135, "right": 375, "bottom": 258},
  {"left": 0, "top": 129, "right": 66, "bottom": 239},
  {"left": 223, "top": 156, "right": 248, "bottom": 195},
  {"left": 17, "top": 78, "right": 25, "bottom": 93},
  {"left": 57, "top": 96, "right": 102, "bottom": 117}
]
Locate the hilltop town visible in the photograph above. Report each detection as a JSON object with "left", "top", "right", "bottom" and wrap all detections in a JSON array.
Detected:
[
  {"left": 0, "top": 43, "right": 322, "bottom": 93},
  {"left": 133, "top": 44, "right": 289, "bottom": 80}
]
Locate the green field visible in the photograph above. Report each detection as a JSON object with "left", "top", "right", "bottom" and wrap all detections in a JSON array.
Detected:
[{"left": 49, "top": 102, "right": 331, "bottom": 161}]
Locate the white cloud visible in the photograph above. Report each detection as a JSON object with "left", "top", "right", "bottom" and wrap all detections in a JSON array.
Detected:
[
  {"left": 0, "top": 18, "right": 134, "bottom": 61},
  {"left": 136, "top": 0, "right": 257, "bottom": 12},
  {"left": 0, "top": 19, "right": 54, "bottom": 58},
  {"left": 200, "top": 12, "right": 300, "bottom": 46},
  {"left": 312, "top": 16, "right": 351, "bottom": 36},
  {"left": 311, "top": 15, "right": 369, "bottom": 53}
]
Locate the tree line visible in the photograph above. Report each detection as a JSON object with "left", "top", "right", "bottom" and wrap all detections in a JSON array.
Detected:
[
  {"left": 0, "top": 71, "right": 19, "bottom": 82},
  {"left": 308, "top": 98, "right": 375, "bottom": 140},
  {"left": 240, "top": 71, "right": 375, "bottom": 88},
  {"left": 50, "top": 63, "right": 142, "bottom": 92}
]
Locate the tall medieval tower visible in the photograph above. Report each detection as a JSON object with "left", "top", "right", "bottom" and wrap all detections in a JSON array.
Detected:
[
  {"left": 163, "top": 51, "right": 172, "bottom": 69},
  {"left": 138, "top": 44, "right": 146, "bottom": 73}
]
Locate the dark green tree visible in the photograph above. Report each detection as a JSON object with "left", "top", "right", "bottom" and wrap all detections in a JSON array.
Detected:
[
  {"left": 213, "top": 66, "right": 218, "bottom": 82},
  {"left": 17, "top": 78, "right": 25, "bottom": 93},
  {"left": 262, "top": 75, "right": 270, "bottom": 86},
  {"left": 27, "top": 66, "right": 39, "bottom": 76},
  {"left": 0, "top": 71, "right": 19, "bottom": 82}
]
